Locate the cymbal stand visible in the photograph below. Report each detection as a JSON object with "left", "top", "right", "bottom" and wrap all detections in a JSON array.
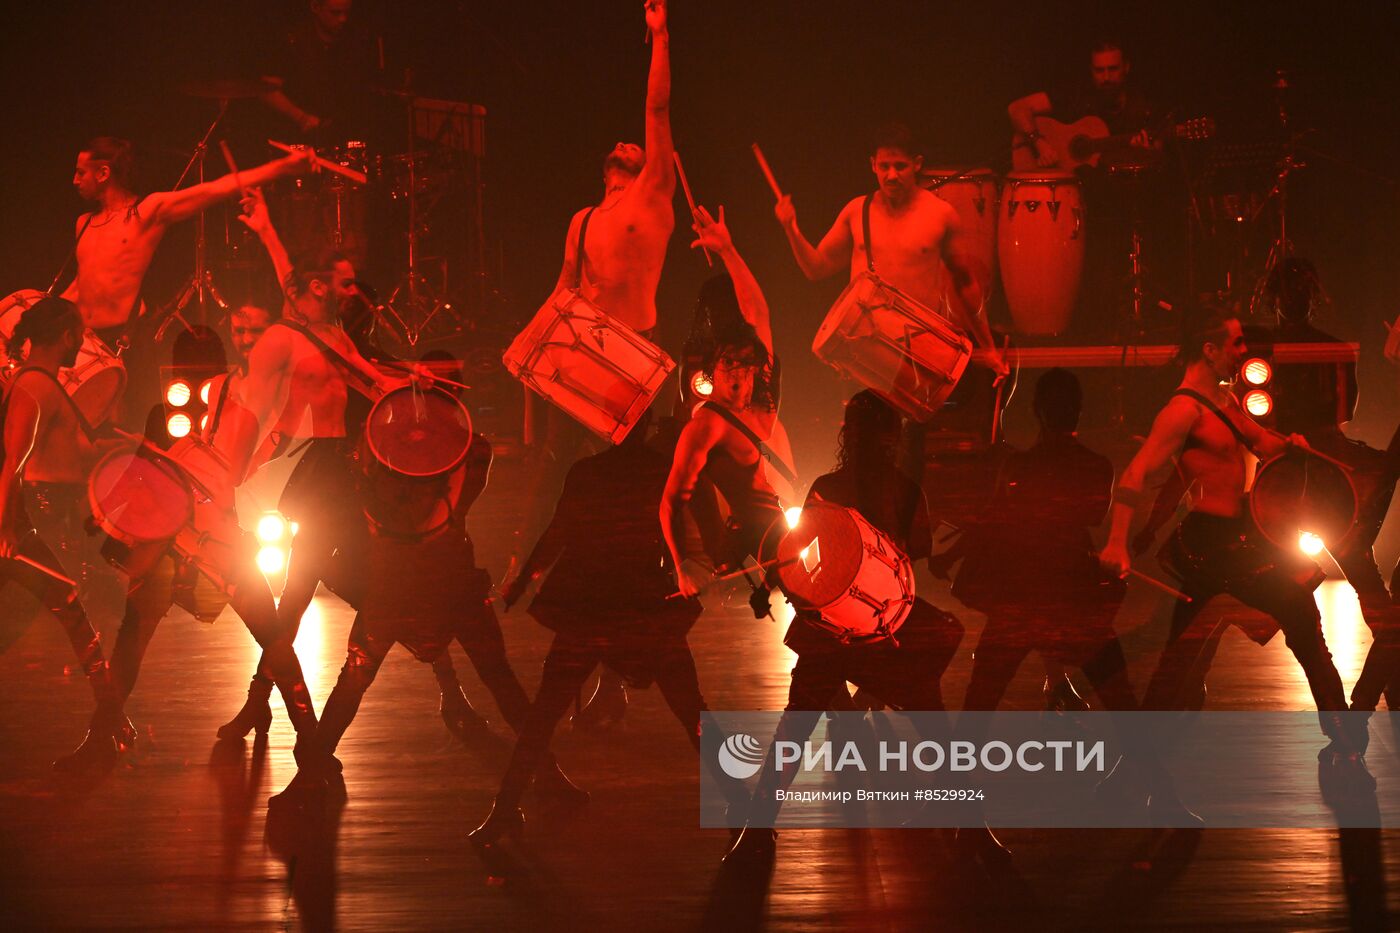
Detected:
[
  {"left": 164, "top": 98, "right": 233, "bottom": 330},
  {"left": 385, "top": 95, "right": 447, "bottom": 347}
]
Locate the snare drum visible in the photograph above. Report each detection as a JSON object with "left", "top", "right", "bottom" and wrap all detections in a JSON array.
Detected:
[
  {"left": 1250, "top": 451, "right": 1359, "bottom": 553},
  {"left": 920, "top": 166, "right": 999, "bottom": 304},
  {"left": 997, "top": 171, "right": 1084, "bottom": 336},
  {"left": 776, "top": 501, "right": 915, "bottom": 643},
  {"left": 811, "top": 271, "right": 972, "bottom": 422},
  {"left": 503, "top": 287, "right": 675, "bottom": 443},
  {"left": 366, "top": 385, "right": 473, "bottom": 477}
]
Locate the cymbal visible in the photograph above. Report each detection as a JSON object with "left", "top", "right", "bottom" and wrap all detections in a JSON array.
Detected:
[{"left": 178, "top": 78, "right": 275, "bottom": 101}]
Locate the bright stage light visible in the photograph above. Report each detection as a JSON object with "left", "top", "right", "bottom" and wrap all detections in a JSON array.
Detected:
[
  {"left": 691, "top": 371, "right": 714, "bottom": 398},
  {"left": 165, "top": 380, "right": 192, "bottom": 407},
  {"left": 199, "top": 379, "right": 214, "bottom": 405},
  {"left": 1242, "top": 358, "right": 1272, "bottom": 386},
  {"left": 1299, "top": 532, "right": 1325, "bottom": 557},
  {"left": 166, "top": 412, "right": 192, "bottom": 438},
  {"left": 1243, "top": 389, "right": 1273, "bottom": 418},
  {"left": 785, "top": 506, "right": 802, "bottom": 529},
  {"left": 256, "top": 513, "right": 288, "bottom": 544},
  {"left": 256, "top": 546, "right": 286, "bottom": 575}
]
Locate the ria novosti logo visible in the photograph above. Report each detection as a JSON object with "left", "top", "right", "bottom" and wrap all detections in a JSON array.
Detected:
[{"left": 717, "top": 733, "right": 765, "bottom": 779}]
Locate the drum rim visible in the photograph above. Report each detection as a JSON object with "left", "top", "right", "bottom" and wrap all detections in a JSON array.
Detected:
[
  {"left": 87, "top": 447, "right": 194, "bottom": 545},
  {"left": 1003, "top": 169, "right": 1079, "bottom": 182},
  {"left": 1248, "top": 452, "right": 1360, "bottom": 551},
  {"left": 365, "top": 384, "right": 474, "bottom": 478}
]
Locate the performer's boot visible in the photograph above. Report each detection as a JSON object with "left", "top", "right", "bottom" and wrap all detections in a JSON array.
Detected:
[
  {"left": 1318, "top": 711, "right": 1376, "bottom": 796},
  {"left": 218, "top": 674, "right": 274, "bottom": 739},
  {"left": 1043, "top": 673, "right": 1091, "bottom": 713},
  {"left": 433, "top": 659, "right": 493, "bottom": 739},
  {"left": 571, "top": 669, "right": 628, "bottom": 730},
  {"left": 468, "top": 799, "right": 526, "bottom": 847},
  {"left": 533, "top": 758, "right": 590, "bottom": 810},
  {"left": 53, "top": 695, "right": 124, "bottom": 773},
  {"left": 722, "top": 826, "right": 777, "bottom": 866}
]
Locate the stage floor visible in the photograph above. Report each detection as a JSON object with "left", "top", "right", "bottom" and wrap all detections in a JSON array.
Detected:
[{"left": 3, "top": 485, "right": 1400, "bottom": 931}]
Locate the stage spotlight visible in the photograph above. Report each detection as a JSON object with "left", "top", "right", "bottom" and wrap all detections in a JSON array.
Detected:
[
  {"left": 165, "top": 380, "right": 192, "bottom": 407},
  {"left": 1243, "top": 389, "right": 1272, "bottom": 418},
  {"left": 1299, "top": 531, "right": 1325, "bottom": 557},
  {"left": 199, "top": 413, "right": 209, "bottom": 433},
  {"left": 1242, "top": 358, "right": 1272, "bottom": 386},
  {"left": 785, "top": 506, "right": 802, "bottom": 529},
  {"left": 256, "top": 546, "right": 287, "bottom": 575},
  {"left": 199, "top": 379, "right": 214, "bottom": 405},
  {"left": 257, "top": 512, "right": 288, "bottom": 544},
  {"left": 691, "top": 371, "right": 714, "bottom": 398},
  {"left": 166, "top": 412, "right": 192, "bottom": 438}
]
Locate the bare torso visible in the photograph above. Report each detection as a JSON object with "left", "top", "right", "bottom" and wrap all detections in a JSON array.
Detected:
[
  {"left": 274, "top": 325, "right": 352, "bottom": 439},
  {"left": 1174, "top": 391, "right": 1250, "bottom": 518},
  {"left": 68, "top": 204, "right": 165, "bottom": 331},
  {"left": 570, "top": 185, "right": 674, "bottom": 333},
  {"left": 844, "top": 189, "right": 955, "bottom": 309},
  {"left": 11, "top": 370, "right": 95, "bottom": 484}
]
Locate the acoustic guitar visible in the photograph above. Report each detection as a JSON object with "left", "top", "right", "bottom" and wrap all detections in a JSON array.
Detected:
[{"left": 1011, "top": 114, "right": 1215, "bottom": 172}]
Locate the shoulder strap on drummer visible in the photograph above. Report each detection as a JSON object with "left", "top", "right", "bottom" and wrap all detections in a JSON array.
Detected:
[
  {"left": 11, "top": 366, "right": 98, "bottom": 442},
  {"left": 207, "top": 371, "right": 234, "bottom": 437},
  {"left": 862, "top": 194, "right": 875, "bottom": 273},
  {"left": 1172, "top": 388, "right": 1253, "bottom": 450},
  {"left": 575, "top": 208, "right": 596, "bottom": 290},
  {"left": 275, "top": 319, "right": 379, "bottom": 396},
  {"left": 701, "top": 401, "right": 798, "bottom": 485}
]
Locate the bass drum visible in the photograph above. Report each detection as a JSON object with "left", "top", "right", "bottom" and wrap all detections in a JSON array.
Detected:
[
  {"left": 775, "top": 500, "right": 915, "bottom": 643},
  {"left": 1250, "top": 451, "right": 1359, "bottom": 553},
  {"left": 997, "top": 171, "right": 1084, "bottom": 336}
]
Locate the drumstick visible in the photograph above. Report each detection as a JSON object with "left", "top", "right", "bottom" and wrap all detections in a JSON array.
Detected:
[
  {"left": 1126, "top": 568, "right": 1193, "bottom": 603},
  {"left": 378, "top": 360, "right": 472, "bottom": 393},
  {"left": 267, "top": 140, "right": 368, "bottom": 185},
  {"left": 218, "top": 141, "right": 248, "bottom": 196},
  {"left": 5, "top": 554, "right": 76, "bottom": 588},
  {"left": 665, "top": 556, "right": 796, "bottom": 600},
  {"left": 751, "top": 143, "right": 784, "bottom": 201},
  {"left": 672, "top": 152, "right": 713, "bottom": 267}
]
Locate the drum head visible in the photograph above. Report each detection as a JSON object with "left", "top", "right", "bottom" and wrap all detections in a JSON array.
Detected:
[
  {"left": 776, "top": 502, "right": 862, "bottom": 610},
  {"left": 0, "top": 289, "right": 46, "bottom": 364},
  {"left": 366, "top": 386, "right": 473, "bottom": 478},
  {"left": 1251, "top": 452, "right": 1358, "bottom": 551},
  {"left": 89, "top": 449, "right": 193, "bottom": 544}
]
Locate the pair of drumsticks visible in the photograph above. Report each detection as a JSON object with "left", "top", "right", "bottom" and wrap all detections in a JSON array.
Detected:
[{"left": 671, "top": 143, "right": 787, "bottom": 269}]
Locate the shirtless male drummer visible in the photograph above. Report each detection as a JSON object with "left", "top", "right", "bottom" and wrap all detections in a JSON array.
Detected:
[
  {"left": 1099, "top": 305, "right": 1369, "bottom": 785},
  {"left": 775, "top": 122, "right": 1007, "bottom": 381}
]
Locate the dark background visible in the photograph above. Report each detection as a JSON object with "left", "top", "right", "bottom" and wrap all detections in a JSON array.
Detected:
[{"left": 4, "top": 0, "right": 1400, "bottom": 471}]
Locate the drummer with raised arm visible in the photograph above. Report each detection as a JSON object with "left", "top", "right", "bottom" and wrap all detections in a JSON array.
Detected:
[{"left": 774, "top": 122, "right": 1006, "bottom": 380}]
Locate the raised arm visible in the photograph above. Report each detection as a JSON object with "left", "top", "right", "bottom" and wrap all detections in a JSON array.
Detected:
[
  {"left": 635, "top": 0, "right": 675, "bottom": 198},
  {"left": 690, "top": 205, "right": 771, "bottom": 354},
  {"left": 661, "top": 413, "right": 724, "bottom": 596},
  {"left": 775, "top": 196, "right": 853, "bottom": 282},
  {"left": 145, "top": 150, "right": 313, "bottom": 227},
  {"left": 237, "top": 188, "right": 295, "bottom": 315},
  {"left": 1100, "top": 398, "right": 1198, "bottom": 575}
]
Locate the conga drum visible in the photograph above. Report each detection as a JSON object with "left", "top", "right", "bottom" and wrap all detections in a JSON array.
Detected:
[
  {"left": 775, "top": 501, "right": 915, "bottom": 643},
  {"left": 997, "top": 171, "right": 1084, "bottom": 336},
  {"left": 920, "top": 166, "right": 999, "bottom": 304}
]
